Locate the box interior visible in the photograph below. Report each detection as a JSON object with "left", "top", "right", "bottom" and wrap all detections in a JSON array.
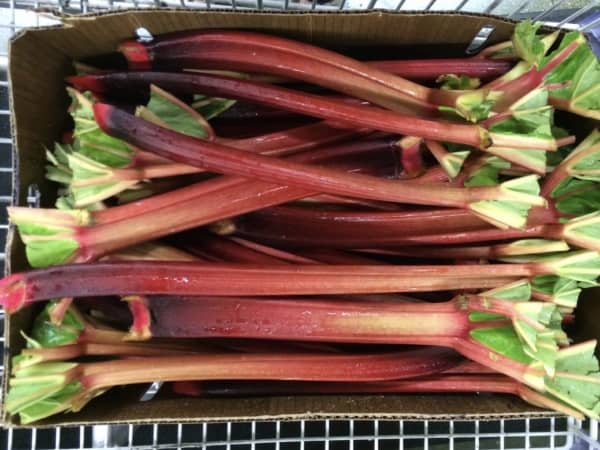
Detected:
[{"left": 4, "top": 10, "right": 587, "bottom": 426}]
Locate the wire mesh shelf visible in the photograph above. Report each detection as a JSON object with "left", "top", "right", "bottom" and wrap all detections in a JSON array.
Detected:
[
  {"left": 1, "top": 0, "right": 600, "bottom": 448},
  {"left": 0, "top": 417, "right": 596, "bottom": 449}
]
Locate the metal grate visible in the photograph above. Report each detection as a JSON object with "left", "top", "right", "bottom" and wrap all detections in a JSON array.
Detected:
[
  {"left": 1, "top": 0, "right": 600, "bottom": 449},
  {"left": 0, "top": 417, "right": 598, "bottom": 449}
]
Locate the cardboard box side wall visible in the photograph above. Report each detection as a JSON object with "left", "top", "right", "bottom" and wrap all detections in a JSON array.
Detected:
[{"left": 4, "top": 10, "right": 584, "bottom": 427}]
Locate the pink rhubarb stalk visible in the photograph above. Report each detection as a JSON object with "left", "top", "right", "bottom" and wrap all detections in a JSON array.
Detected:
[{"left": 74, "top": 349, "right": 466, "bottom": 389}]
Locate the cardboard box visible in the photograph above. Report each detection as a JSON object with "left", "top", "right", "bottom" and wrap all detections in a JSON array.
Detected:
[{"left": 4, "top": 10, "right": 598, "bottom": 427}]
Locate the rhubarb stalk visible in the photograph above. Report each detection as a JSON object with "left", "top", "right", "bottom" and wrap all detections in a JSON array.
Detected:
[
  {"left": 69, "top": 72, "right": 496, "bottom": 147},
  {"left": 6, "top": 348, "right": 461, "bottom": 424},
  {"left": 0, "top": 261, "right": 532, "bottom": 313},
  {"left": 93, "top": 103, "right": 545, "bottom": 228},
  {"left": 118, "top": 30, "right": 499, "bottom": 119},
  {"left": 10, "top": 136, "right": 395, "bottom": 266},
  {"left": 3, "top": 252, "right": 600, "bottom": 312}
]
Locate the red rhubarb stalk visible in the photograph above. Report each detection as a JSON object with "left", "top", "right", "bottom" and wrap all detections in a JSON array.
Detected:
[
  {"left": 394, "top": 224, "right": 564, "bottom": 246},
  {"left": 0, "top": 261, "right": 527, "bottom": 312},
  {"left": 231, "top": 205, "right": 565, "bottom": 248},
  {"left": 70, "top": 349, "right": 467, "bottom": 388},
  {"left": 149, "top": 43, "right": 437, "bottom": 115},
  {"left": 232, "top": 206, "right": 490, "bottom": 247},
  {"left": 46, "top": 133, "right": 387, "bottom": 225},
  {"left": 189, "top": 56, "right": 512, "bottom": 84},
  {"left": 74, "top": 120, "right": 369, "bottom": 187},
  {"left": 0, "top": 349, "right": 497, "bottom": 424},
  {"left": 70, "top": 73, "right": 490, "bottom": 148},
  {"left": 145, "top": 294, "right": 540, "bottom": 384},
  {"left": 221, "top": 120, "right": 367, "bottom": 155},
  {"left": 94, "top": 137, "right": 395, "bottom": 225},
  {"left": 119, "top": 31, "right": 444, "bottom": 115},
  {"left": 293, "top": 194, "right": 401, "bottom": 211}
]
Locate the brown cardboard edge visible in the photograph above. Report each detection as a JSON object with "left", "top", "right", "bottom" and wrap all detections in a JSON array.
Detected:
[
  {"left": 5, "top": 410, "right": 557, "bottom": 430},
  {"left": 58, "top": 8, "right": 519, "bottom": 22},
  {"left": 2, "top": 10, "right": 568, "bottom": 427}
]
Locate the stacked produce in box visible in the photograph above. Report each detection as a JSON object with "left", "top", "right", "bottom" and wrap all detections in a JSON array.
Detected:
[{"left": 3, "top": 20, "right": 600, "bottom": 423}]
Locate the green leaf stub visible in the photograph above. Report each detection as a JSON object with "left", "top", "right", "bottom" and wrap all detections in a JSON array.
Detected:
[
  {"left": 512, "top": 20, "right": 545, "bottom": 66},
  {"left": 470, "top": 325, "right": 534, "bottom": 364}
]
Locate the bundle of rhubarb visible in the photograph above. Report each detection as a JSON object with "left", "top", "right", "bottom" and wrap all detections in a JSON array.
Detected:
[{"left": 3, "top": 20, "right": 600, "bottom": 424}]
